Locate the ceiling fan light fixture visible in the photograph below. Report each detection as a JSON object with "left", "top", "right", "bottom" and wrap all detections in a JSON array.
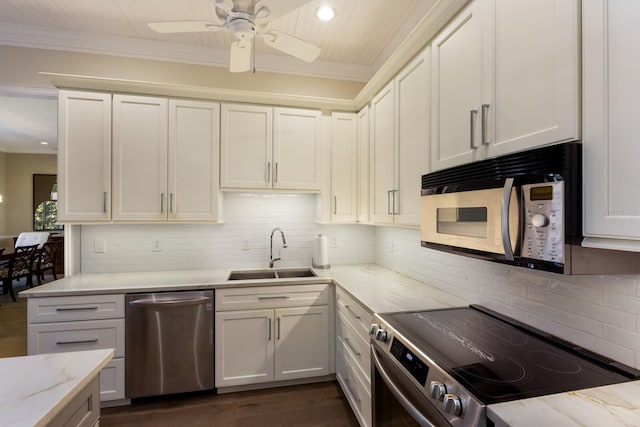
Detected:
[{"left": 316, "top": 5, "right": 335, "bottom": 22}]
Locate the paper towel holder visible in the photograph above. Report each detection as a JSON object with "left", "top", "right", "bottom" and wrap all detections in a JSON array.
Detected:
[{"left": 312, "top": 234, "right": 331, "bottom": 269}]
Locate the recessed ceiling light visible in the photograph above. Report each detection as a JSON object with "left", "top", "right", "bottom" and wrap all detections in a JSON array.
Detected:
[
  {"left": 316, "top": 5, "right": 335, "bottom": 21},
  {"left": 40, "top": 141, "right": 49, "bottom": 145}
]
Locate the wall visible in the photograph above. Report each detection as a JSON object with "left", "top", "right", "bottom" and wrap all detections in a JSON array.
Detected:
[
  {"left": 3, "top": 153, "right": 57, "bottom": 234},
  {"left": 376, "top": 226, "right": 640, "bottom": 370},
  {"left": 80, "top": 193, "right": 375, "bottom": 273},
  {"left": 0, "top": 151, "right": 6, "bottom": 237}
]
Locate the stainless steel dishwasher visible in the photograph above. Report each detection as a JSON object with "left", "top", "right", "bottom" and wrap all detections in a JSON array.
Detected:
[{"left": 125, "top": 290, "right": 214, "bottom": 398}]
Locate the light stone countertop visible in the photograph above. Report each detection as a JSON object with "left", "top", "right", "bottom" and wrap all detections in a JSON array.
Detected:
[
  {"left": 0, "top": 349, "right": 114, "bottom": 427},
  {"left": 17, "top": 264, "right": 640, "bottom": 426}
]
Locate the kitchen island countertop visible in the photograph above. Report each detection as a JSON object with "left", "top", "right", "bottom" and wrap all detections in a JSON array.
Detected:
[{"left": 0, "top": 349, "right": 113, "bottom": 427}]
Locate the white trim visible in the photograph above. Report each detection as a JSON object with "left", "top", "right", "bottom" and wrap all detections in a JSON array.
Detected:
[{"left": 582, "top": 237, "right": 640, "bottom": 253}]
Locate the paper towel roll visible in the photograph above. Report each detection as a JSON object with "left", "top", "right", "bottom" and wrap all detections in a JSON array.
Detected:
[{"left": 312, "top": 234, "right": 330, "bottom": 269}]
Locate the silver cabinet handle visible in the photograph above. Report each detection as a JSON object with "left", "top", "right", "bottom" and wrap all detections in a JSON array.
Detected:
[
  {"left": 344, "top": 377, "right": 361, "bottom": 404},
  {"left": 277, "top": 317, "right": 281, "bottom": 340},
  {"left": 56, "top": 338, "right": 98, "bottom": 345},
  {"left": 275, "top": 162, "right": 279, "bottom": 183},
  {"left": 169, "top": 193, "right": 174, "bottom": 214},
  {"left": 470, "top": 109, "right": 478, "bottom": 149},
  {"left": 268, "top": 318, "right": 272, "bottom": 341},
  {"left": 344, "top": 337, "right": 361, "bottom": 356},
  {"left": 481, "top": 104, "right": 490, "bottom": 145},
  {"left": 501, "top": 177, "right": 515, "bottom": 261},
  {"left": 334, "top": 195, "right": 337, "bottom": 215},
  {"left": 103, "top": 191, "right": 107, "bottom": 214},
  {"left": 160, "top": 193, "right": 164, "bottom": 213},
  {"left": 266, "top": 162, "right": 271, "bottom": 183},
  {"left": 344, "top": 305, "right": 361, "bottom": 320},
  {"left": 387, "top": 190, "right": 393, "bottom": 214},
  {"left": 257, "top": 296, "right": 290, "bottom": 300},
  {"left": 56, "top": 306, "right": 98, "bottom": 312}
]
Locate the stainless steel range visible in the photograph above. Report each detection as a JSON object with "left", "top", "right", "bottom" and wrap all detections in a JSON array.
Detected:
[{"left": 370, "top": 305, "right": 640, "bottom": 427}]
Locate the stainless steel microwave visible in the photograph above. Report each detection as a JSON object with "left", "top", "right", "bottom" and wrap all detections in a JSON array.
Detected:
[{"left": 420, "top": 142, "right": 581, "bottom": 274}]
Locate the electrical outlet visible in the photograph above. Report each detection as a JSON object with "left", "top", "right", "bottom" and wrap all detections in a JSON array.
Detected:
[
  {"left": 152, "top": 239, "right": 162, "bottom": 252},
  {"left": 94, "top": 238, "right": 105, "bottom": 253},
  {"left": 331, "top": 236, "right": 339, "bottom": 248},
  {"left": 242, "top": 236, "right": 250, "bottom": 251}
]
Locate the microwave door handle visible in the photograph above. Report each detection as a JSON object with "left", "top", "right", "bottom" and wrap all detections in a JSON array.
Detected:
[{"left": 502, "top": 177, "right": 515, "bottom": 261}]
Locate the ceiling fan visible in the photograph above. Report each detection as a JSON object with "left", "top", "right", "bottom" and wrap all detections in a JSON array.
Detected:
[{"left": 147, "top": 0, "right": 322, "bottom": 73}]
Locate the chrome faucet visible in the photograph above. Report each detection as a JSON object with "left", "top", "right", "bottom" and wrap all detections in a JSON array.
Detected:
[{"left": 269, "top": 227, "right": 287, "bottom": 268}]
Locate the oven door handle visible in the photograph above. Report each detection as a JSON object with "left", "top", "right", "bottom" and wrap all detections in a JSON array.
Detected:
[
  {"left": 501, "top": 177, "right": 515, "bottom": 261},
  {"left": 371, "top": 344, "right": 437, "bottom": 427}
]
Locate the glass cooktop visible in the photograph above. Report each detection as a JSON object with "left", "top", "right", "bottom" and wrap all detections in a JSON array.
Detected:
[{"left": 381, "top": 306, "right": 640, "bottom": 404}]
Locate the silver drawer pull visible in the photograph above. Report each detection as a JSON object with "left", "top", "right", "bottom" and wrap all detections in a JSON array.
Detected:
[
  {"left": 344, "top": 305, "right": 361, "bottom": 320},
  {"left": 55, "top": 306, "right": 99, "bottom": 312},
  {"left": 344, "top": 337, "right": 361, "bottom": 356},
  {"left": 257, "top": 296, "right": 290, "bottom": 300},
  {"left": 56, "top": 338, "right": 98, "bottom": 345}
]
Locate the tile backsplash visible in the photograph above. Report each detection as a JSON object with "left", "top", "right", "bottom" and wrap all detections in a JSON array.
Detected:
[
  {"left": 376, "top": 227, "right": 640, "bottom": 370},
  {"left": 80, "top": 193, "right": 375, "bottom": 273},
  {"left": 80, "top": 192, "right": 640, "bottom": 369}
]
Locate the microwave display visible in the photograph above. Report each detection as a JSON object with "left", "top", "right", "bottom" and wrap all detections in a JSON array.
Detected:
[
  {"left": 437, "top": 207, "right": 488, "bottom": 238},
  {"left": 530, "top": 186, "right": 554, "bottom": 201}
]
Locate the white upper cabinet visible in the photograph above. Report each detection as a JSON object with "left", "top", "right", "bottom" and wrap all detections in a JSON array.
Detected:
[
  {"left": 168, "top": 99, "right": 221, "bottom": 222},
  {"left": 371, "top": 47, "right": 430, "bottom": 226},
  {"left": 220, "top": 104, "right": 321, "bottom": 190},
  {"left": 57, "top": 90, "right": 112, "bottom": 222},
  {"left": 582, "top": 0, "right": 640, "bottom": 249},
  {"left": 112, "top": 95, "right": 168, "bottom": 221},
  {"left": 430, "top": 0, "right": 579, "bottom": 171},
  {"left": 331, "top": 112, "right": 358, "bottom": 223}
]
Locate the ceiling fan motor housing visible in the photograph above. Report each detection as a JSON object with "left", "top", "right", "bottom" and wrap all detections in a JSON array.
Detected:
[{"left": 229, "top": 17, "right": 255, "bottom": 41}]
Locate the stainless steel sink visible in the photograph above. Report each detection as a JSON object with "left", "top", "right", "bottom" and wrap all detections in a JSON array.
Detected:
[{"left": 227, "top": 268, "right": 316, "bottom": 281}]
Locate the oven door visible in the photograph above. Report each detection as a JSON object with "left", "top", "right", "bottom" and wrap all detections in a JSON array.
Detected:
[
  {"left": 420, "top": 178, "right": 520, "bottom": 260},
  {"left": 371, "top": 344, "right": 450, "bottom": 427}
]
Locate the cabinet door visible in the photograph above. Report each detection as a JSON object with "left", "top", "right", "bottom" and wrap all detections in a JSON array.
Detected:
[
  {"left": 583, "top": 0, "right": 640, "bottom": 245},
  {"left": 168, "top": 99, "right": 220, "bottom": 222},
  {"left": 112, "top": 95, "right": 168, "bottom": 221},
  {"left": 57, "top": 90, "right": 111, "bottom": 222},
  {"left": 215, "top": 309, "right": 274, "bottom": 387},
  {"left": 430, "top": 0, "right": 484, "bottom": 171},
  {"left": 273, "top": 108, "right": 322, "bottom": 190},
  {"left": 370, "top": 81, "right": 396, "bottom": 224},
  {"left": 485, "top": 0, "right": 579, "bottom": 158},
  {"left": 395, "top": 47, "right": 430, "bottom": 226},
  {"left": 331, "top": 112, "right": 358, "bottom": 222},
  {"left": 274, "top": 306, "right": 329, "bottom": 381},
  {"left": 357, "top": 107, "right": 370, "bottom": 223},
  {"left": 220, "top": 104, "right": 272, "bottom": 189}
]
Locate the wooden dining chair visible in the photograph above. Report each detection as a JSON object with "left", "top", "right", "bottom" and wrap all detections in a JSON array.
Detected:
[
  {"left": 0, "top": 244, "right": 39, "bottom": 302},
  {"left": 34, "top": 241, "right": 60, "bottom": 286}
]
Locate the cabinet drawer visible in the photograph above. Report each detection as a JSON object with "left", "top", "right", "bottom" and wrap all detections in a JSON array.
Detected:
[
  {"left": 101, "top": 358, "right": 125, "bottom": 401},
  {"left": 337, "top": 312, "right": 371, "bottom": 382},
  {"left": 28, "top": 319, "right": 125, "bottom": 357},
  {"left": 337, "top": 289, "right": 372, "bottom": 339},
  {"left": 28, "top": 295, "right": 125, "bottom": 323},
  {"left": 337, "top": 343, "right": 371, "bottom": 427},
  {"left": 216, "top": 284, "right": 329, "bottom": 311}
]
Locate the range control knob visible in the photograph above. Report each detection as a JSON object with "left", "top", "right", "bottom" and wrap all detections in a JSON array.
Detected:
[
  {"left": 429, "top": 381, "right": 447, "bottom": 401},
  {"left": 375, "top": 328, "right": 388, "bottom": 342},
  {"left": 531, "top": 213, "right": 549, "bottom": 228},
  {"left": 442, "top": 393, "right": 463, "bottom": 416},
  {"left": 369, "top": 324, "right": 380, "bottom": 336}
]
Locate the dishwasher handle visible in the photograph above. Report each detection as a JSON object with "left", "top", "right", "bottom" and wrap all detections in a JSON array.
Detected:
[{"left": 128, "top": 296, "right": 210, "bottom": 308}]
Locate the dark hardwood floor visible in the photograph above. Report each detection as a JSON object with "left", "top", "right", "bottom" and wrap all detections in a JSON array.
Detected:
[{"left": 101, "top": 381, "right": 359, "bottom": 427}]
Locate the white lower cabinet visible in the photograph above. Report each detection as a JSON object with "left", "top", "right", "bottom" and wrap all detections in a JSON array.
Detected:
[
  {"left": 27, "top": 295, "right": 126, "bottom": 402},
  {"left": 215, "top": 285, "right": 332, "bottom": 389},
  {"left": 336, "top": 288, "right": 372, "bottom": 427}
]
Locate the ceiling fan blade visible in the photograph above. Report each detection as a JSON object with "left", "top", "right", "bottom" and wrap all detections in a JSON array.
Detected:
[
  {"left": 147, "top": 21, "right": 224, "bottom": 34},
  {"left": 229, "top": 40, "right": 252, "bottom": 73},
  {"left": 262, "top": 31, "right": 320, "bottom": 62},
  {"left": 256, "top": 0, "right": 312, "bottom": 23}
]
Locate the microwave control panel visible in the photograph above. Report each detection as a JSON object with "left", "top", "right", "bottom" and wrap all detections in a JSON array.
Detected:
[{"left": 522, "top": 181, "right": 564, "bottom": 263}]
